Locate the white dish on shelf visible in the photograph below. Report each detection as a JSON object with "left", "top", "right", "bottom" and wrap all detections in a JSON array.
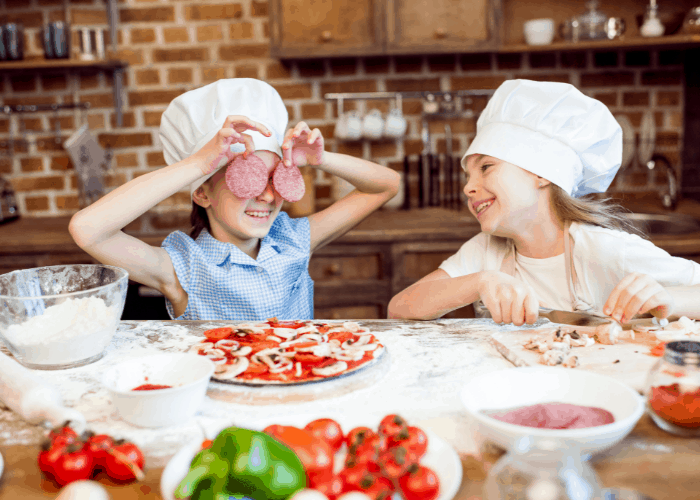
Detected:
[{"left": 160, "top": 413, "right": 462, "bottom": 500}]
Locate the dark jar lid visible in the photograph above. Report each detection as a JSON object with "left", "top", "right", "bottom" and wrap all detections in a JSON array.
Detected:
[{"left": 663, "top": 341, "right": 700, "bottom": 367}]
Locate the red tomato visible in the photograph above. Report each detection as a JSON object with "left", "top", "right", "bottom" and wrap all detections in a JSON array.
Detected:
[
  {"left": 269, "top": 321, "right": 306, "bottom": 329},
  {"left": 51, "top": 443, "right": 94, "bottom": 486},
  {"left": 48, "top": 423, "right": 78, "bottom": 447},
  {"left": 104, "top": 441, "right": 145, "bottom": 482},
  {"left": 312, "top": 474, "right": 344, "bottom": 499},
  {"left": 339, "top": 464, "right": 373, "bottom": 492},
  {"left": 392, "top": 426, "right": 428, "bottom": 458},
  {"left": 294, "top": 352, "right": 326, "bottom": 363},
  {"left": 328, "top": 331, "right": 355, "bottom": 344},
  {"left": 305, "top": 418, "right": 345, "bottom": 453},
  {"left": 378, "top": 446, "right": 419, "bottom": 480},
  {"left": 398, "top": 464, "right": 440, "bottom": 500},
  {"left": 38, "top": 440, "right": 65, "bottom": 480},
  {"left": 83, "top": 432, "right": 115, "bottom": 469},
  {"left": 347, "top": 474, "right": 394, "bottom": 500},
  {"left": 245, "top": 361, "right": 269, "bottom": 375},
  {"left": 346, "top": 427, "right": 377, "bottom": 448},
  {"left": 264, "top": 425, "right": 334, "bottom": 486},
  {"left": 203, "top": 327, "right": 234, "bottom": 341},
  {"left": 378, "top": 414, "right": 408, "bottom": 440}
]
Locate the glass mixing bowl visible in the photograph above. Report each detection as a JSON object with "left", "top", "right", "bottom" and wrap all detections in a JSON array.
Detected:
[{"left": 0, "top": 264, "right": 128, "bottom": 370}]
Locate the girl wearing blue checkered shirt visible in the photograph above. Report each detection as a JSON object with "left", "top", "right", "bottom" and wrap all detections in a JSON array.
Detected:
[{"left": 69, "top": 79, "right": 400, "bottom": 321}]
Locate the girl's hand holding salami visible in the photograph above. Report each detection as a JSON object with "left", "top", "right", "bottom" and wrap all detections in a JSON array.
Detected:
[
  {"left": 477, "top": 271, "right": 540, "bottom": 326},
  {"left": 604, "top": 272, "right": 675, "bottom": 324},
  {"left": 193, "top": 115, "right": 272, "bottom": 175},
  {"left": 282, "top": 121, "right": 325, "bottom": 168}
]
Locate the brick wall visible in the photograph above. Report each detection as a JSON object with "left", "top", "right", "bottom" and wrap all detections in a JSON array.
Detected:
[{"left": 0, "top": 0, "right": 686, "bottom": 224}]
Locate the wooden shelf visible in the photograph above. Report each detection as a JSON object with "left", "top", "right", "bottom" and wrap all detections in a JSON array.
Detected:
[
  {"left": 0, "top": 59, "right": 128, "bottom": 72},
  {"left": 499, "top": 33, "right": 700, "bottom": 53}
]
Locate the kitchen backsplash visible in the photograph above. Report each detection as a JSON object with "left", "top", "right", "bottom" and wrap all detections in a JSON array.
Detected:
[{"left": 0, "top": 0, "right": 685, "bottom": 223}]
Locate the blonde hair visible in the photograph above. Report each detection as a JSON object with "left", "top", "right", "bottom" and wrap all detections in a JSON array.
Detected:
[{"left": 549, "top": 185, "right": 647, "bottom": 239}]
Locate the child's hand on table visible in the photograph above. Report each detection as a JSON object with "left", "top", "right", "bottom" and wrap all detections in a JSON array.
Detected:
[
  {"left": 282, "top": 121, "right": 325, "bottom": 168},
  {"left": 477, "top": 271, "right": 540, "bottom": 326},
  {"left": 604, "top": 272, "right": 675, "bottom": 323},
  {"left": 194, "top": 115, "right": 272, "bottom": 175}
]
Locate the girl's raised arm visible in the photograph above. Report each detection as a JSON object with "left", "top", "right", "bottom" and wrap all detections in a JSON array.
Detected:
[{"left": 281, "top": 121, "right": 401, "bottom": 252}]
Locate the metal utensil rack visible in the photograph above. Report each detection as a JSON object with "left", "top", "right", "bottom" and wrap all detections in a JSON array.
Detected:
[
  {"left": 324, "top": 90, "right": 496, "bottom": 212},
  {"left": 0, "top": 102, "right": 92, "bottom": 152},
  {"left": 324, "top": 89, "right": 495, "bottom": 119}
]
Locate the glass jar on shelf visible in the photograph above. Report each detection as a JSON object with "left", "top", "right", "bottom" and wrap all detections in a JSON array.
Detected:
[{"left": 644, "top": 340, "right": 700, "bottom": 436}]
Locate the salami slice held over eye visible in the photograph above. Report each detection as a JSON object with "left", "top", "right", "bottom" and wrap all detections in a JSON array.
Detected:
[
  {"left": 273, "top": 161, "right": 306, "bottom": 202},
  {"left": 225, "top": 155, "right": 269, "bottom": 199}
]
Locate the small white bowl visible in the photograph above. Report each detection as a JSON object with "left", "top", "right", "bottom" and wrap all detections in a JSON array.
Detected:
[
  {"left": 461, "top": 367, "right": 645, "bottom": 455},
  {"left": 102, "top": 352, "right": 214, "bottom": 428}
]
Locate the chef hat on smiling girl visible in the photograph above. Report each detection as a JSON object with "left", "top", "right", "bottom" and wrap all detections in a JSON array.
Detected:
[
  {"left": 159, "top": 78, "right": 289, "bottom": 197},
  {"left": 462, "top": 79, "right": 622, "bottom": 197}
]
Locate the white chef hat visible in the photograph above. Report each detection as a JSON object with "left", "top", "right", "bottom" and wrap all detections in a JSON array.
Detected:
[
  {"left": 462, "top": 79, "right": 622, "bottom": 197},
  {"left": 159, "top": 78, "right": 289, "bottom": 197}
]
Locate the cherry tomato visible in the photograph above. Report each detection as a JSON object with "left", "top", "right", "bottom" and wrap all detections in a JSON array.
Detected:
[
  {"left": 104, "top": 441, "right": 145, "bottom": 482},
  {"left": 264, "top": 425, "right": 334, "bottom": 486},
  {"left": 313, "top": 474, "right": 344, "bottom": 500},
  {"left": 346, "top": 427, "right": 377, "bottom": 448},
  {"left": 82, "top": 432, "right": 115, "bottom": 469},
  {"left": 305, "top": 418, "right": 345, "bottom": 453},
  {"left": 378, "top": 446, "right": 419, "bottom": 480},
  {"left": 38, "top": 440, "right": 64, "bottom": 480},
  {"left": 51, "top": 443, "right": 94, "bottom": 486},
  {"left": 339, "top": 464, "right": 372, "bottom": 492},
  {"left": 392, "top": 426, "right": 428, "bottom": 458},
  {"left": 345, "top": 439, "right": 381, "bottom": 473},
  {"left": 347, "top": 474, "right": 394, "bottom": 500},
  {"left": 49, "top": 422, "right": 78, "bottom": 447},
  {"left": 378, "top": 414, "right": 408, "bottom": 441},
  {"left": 398, "top": 464, "right": 440, "bottom": 500},
  {"left": 203, "top": 327, "right": 234, "bottom": 341}
]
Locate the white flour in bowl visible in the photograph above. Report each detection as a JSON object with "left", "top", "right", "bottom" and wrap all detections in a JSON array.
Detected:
[{"left": 2, "top": 296, "right": 117, "bottom": 365}]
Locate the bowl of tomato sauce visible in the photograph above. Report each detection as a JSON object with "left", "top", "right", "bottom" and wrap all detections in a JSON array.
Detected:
[
  {"left": 460, "top": 367, "right": 645, "bottom": 456},
  {"left": 102, "top": 352, "right": 214, "bottom": 428}
]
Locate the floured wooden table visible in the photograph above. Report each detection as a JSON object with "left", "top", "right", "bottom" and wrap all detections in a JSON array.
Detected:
[{"left": 0, "top": 319, "right": 698, "bottom": 499}]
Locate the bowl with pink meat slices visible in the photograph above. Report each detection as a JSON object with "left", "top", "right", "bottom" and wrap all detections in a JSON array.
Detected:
[{"left": 460, "top": 367, "right": 645, "bottom": 455}]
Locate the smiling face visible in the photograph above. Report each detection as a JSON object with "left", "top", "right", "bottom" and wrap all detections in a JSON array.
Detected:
[
  {"left": 463, "top": 154, "right": 551, "bottom": 239},
  {"left": 194, "top": 150, "right": 285, "bottom": 248}
]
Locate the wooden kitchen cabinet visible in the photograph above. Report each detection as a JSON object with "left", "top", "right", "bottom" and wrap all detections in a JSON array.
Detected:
[
  {"left": 269, "top": 0, "right": 385, "bottom": 58},
  {"left": 269, "top": 0, "right": 499, "bottom": 58},
  {"left": 386, "top": 0, "right": 498, "bottom": 54}
]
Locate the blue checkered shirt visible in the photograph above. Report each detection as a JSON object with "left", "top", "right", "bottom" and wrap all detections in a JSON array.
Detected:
[{"left": 161, "top": 212, "right": 314, "bottom": 321}]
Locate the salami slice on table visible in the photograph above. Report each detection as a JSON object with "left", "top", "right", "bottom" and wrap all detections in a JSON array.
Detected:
[
  {"left": 273, "top": 161, "right": 306, "bottom": 202},
  {"left": 225, "top": 155, "right": 269, "bottom": 199}
]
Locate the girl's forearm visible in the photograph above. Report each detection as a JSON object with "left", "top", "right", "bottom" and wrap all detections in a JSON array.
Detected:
[
  {"left": 70, "top": 157, "right": 206, "bottom": 248},
  {"left": 318, "top": 152, "right": 400, "bottom": 194},
  {"left": 667, "top": 285, "right": 700, "bottom": 320},
  {"left": 388, "top": 273, "right": 483, "bottom": 320}
]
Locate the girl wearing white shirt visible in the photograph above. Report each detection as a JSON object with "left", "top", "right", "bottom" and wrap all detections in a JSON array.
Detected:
[{"left": 388, "top": 79, "right": 700, "bottom": 325}]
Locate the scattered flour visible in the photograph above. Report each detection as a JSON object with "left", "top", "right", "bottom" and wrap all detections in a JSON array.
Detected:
[{"left": 3, "top": 296, "right": 117, "bottom": 365}]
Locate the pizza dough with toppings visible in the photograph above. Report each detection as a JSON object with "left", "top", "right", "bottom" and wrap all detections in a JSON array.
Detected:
[{"left": 188, "top": 319, "right": 385, "bottom": 385}]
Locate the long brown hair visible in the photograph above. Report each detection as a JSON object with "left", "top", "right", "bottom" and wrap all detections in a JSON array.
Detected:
[
  {"left": 189, "top": 202, "right": 210, "bottom": 239},
  {"left": 549, "top": 185, "right": 646, "bottom": 238}
]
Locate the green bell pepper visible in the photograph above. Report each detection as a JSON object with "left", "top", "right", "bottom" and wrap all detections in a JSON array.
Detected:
[{"left": 174, "top": 427, "right": 306, "bottom": 500}]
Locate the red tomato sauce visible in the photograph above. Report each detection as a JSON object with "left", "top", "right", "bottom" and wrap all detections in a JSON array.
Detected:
[
  {"left": 132, "top": 384, "right": 172, "bottom": 391},
  {"left": 650, "top": 383, "right": 700, "bottom": 428}
]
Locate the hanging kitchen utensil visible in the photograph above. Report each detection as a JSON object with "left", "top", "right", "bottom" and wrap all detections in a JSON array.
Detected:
[
  {"left": 615, "top": 114, "right": 636, "bottom": 170},
  {"left": 638, "top": 110, "right": 656, "bottom": 167},
  {"left": 419, "top": 120, "right": 430, "bottom": 208},
  {"left": 63, "top": 123, "right": 110, "bottom": 207},
  {"left": 402, "top": 154, "right": 411, "bottom": 210},
  {"left": 444, "top": 124, "right": 453, "bottom": 209}
]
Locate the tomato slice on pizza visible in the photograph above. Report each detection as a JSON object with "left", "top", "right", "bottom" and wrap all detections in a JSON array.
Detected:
[{"left": 189, "top": 320, "right": 385, "bottom": 385}]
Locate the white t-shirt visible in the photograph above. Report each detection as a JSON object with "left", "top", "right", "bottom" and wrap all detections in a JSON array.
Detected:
[{"left": 438, "top": 222, "right": 700, "bottom": 313}]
